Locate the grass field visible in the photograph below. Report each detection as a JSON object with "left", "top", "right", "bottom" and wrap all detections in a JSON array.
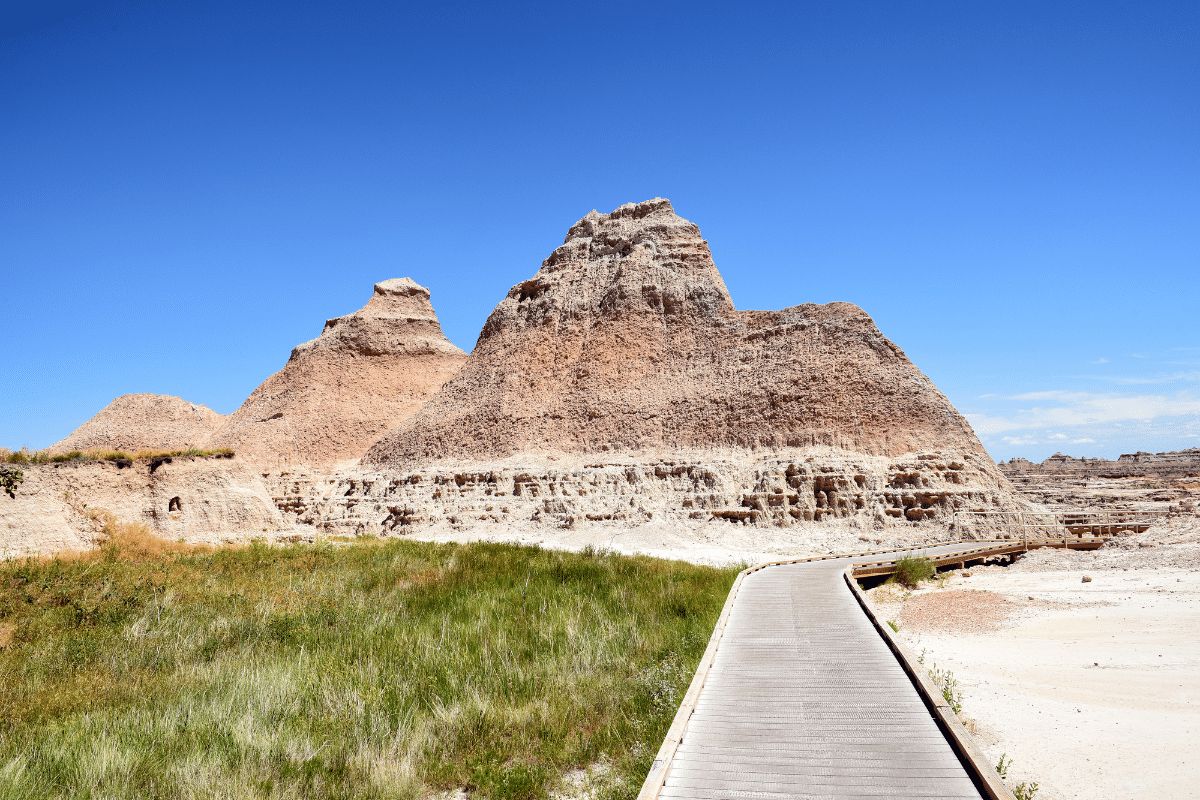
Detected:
[{"left": 0, "top": 533, "right": 736, "bottom": 800}]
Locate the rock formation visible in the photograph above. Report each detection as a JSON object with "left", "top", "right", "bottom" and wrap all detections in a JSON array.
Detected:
[
  {"left": 332, "top": 199, "right": 1019, "bottom": 531},
  {"left": 1001, "top": 449, "right": 1200, "bottom": 517},
  {"left": 50, "top": 393, "right": 224, "bottom": 453},
  {"left": 0, "top": 456, "right": 289, "bottom": 558},
  {"left": 210, "top": 278, "right": 467, "bottom": 469},
  {"left": 366, "top": 199, "right": 993, "bottom": 465}
]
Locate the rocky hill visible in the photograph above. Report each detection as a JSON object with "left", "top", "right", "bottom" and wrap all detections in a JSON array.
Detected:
[
  {"left": 310, "top": 199, "right": 1020, "bottom": 533},
  {"left": 210, "top": 278, "right": 467, "bottom": 469},
  {"left": 365, "top": 199, "right": 989, "bottom": 465},
  {"left": 1001, "top": 449, "right": 1200, "bottom": 516},
  {"left": 1002, "top": 449, "right": 1200, "bottom": 479},
  {"left": 50, "top": 393, "right": 224, "bottom": 453}
]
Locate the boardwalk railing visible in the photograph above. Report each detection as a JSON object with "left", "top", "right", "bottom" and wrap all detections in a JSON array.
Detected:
[{"left": 950, "top": 509, "right": 1159, "bottom": 546}]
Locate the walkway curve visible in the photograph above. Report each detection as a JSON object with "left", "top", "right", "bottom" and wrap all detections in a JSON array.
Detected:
[{"left": 638, "top": 541, "right": 1044, "bottom": 800}]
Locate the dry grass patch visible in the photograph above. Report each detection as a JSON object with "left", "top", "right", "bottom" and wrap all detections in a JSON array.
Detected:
[{"left": 0, "top": 539, "right": 734, "bottom": 800}]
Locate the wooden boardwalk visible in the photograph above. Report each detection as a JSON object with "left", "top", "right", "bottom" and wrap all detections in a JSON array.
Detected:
[{"left": 641, "top": 542, "right": 1031, "bottom": 800}]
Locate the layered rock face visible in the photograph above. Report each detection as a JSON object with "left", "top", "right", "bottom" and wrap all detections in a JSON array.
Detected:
[
  {"left": 277, "top": 449, "right": 1008, "bottom": 536},
  {"left": 1001, "top": 450, "right": 1200, "bottom": 516},
  {"left": 0, "top": 457, "right": 289, "bottom": 558},
  {"left": 331, "top": 199, "right": 1019, "bottom": 531},
  {"left": 367, "top": 199, "right": 989, "bottom": 464},
  {"left": 51, "top": 393, "right": 224, "bottom": 453},
  {"left": 211, "top": 279, "right": 467, "bottom": 469},
  {"left": 1002, "top": 449, "right": 1200, "bottom": 480}
]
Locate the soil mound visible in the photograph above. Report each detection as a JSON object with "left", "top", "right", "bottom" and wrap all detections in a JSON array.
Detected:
[
  {"left": 51, "top": 393, "right": 224, "bottom": 453},
  {"left": 366, "top": 199, "right": 991, "bottom": 466},
  {"left": 211, "top": 278, "right": 466, "bottom": 468}
]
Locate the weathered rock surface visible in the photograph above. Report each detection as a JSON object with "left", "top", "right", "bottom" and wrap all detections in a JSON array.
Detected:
[
  {"left": 50, "top": 393, "right": 224, "bottom": 453},
  {"left": 0, "top": 457, "right": 289, "bottom": 558},
  {"left": 275, "top": 448, "right": 1013, "bottom": 536},
  {"left": 343, "top": 199, "right": 1019, "bottom": 530},
  {"left": 1001, "top": 449, "right": 1200, "bottom": 517},
  {"left": 366, "top": 199, "right": 991, "bottom": 465},
  {"left": 210, "top": 278, "right": 467, "bottom": 469}
]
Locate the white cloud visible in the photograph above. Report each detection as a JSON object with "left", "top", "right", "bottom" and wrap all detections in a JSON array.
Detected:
[
  {"left": 1000, "top": 435, "right": 1039, "bottom": 446},
  {"left": 967, "top": 391, "right": 1200, "bottom": 436},
  {"left": 1091, "top": 357, "right": 1111, "bottom": 365},
  {"left": 1101, "top": 371, "right": 1200, "bottom": 386},
  {"left": 1071, "top": 437, "right": 1096, "bottom": 444}
]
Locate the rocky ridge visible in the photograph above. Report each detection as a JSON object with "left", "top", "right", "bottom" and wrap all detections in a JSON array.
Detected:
[
  {"left": 209, "top": 278, "right": 467, "bottom": 469},
  {"left": 1001, "top": 449, "right": 1200, "bottom": 516},
  {"left": 0, "top": 457, "right": 287, "bottom": 558},
  {"left": 366, "top": 199, "right": 993, "bottom": 465}
]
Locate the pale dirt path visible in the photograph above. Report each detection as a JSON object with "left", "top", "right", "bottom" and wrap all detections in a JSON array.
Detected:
[{"left": 870, "top": 549, "right": 1200, "bottom": 800}]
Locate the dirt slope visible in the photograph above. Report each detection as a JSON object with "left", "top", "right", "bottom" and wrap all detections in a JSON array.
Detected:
[
  {"left": 211, "top": 278, "right": 466, "bottom": 469},
  {"left": 51, "top": 393, "right": 224, "bottom": 453}
]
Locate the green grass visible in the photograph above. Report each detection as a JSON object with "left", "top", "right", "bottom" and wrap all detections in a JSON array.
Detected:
[
  {"left": 0, "top": 536, "right": 735, "bottom": 800},
  {"left": 0, "top": 447, "right": 235, "bottom": 465},
  {"left": 890, "top": 555, "right": 936, "bottom": 589}
]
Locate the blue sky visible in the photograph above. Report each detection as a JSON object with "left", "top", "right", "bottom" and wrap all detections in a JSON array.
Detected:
[{"left": 2, "top": 1, "right": 1197, "bottom": 460}]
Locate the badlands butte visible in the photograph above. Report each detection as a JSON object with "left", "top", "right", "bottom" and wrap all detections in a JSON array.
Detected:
[{"left": 5, "top": 199, "right": 1031, "bottom": 558}]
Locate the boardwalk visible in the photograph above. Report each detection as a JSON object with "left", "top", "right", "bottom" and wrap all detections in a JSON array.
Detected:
[{"left": 643, "top": 543, "right": 1017, "bottom": 800}]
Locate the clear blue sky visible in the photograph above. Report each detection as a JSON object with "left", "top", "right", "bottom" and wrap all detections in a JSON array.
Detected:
[{"left": 2, "top": 1, "right": 1197, "bottom": 461}]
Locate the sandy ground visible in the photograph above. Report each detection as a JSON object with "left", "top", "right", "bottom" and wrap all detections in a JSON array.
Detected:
[
  {"left": 868, "top": 525, "right": 1200, "bottom": 800},
  {"left": 400, "top": 518, "right": 952, "bottom": 567}
]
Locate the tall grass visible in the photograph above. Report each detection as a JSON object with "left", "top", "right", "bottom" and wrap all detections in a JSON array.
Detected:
[
  {"left": 0, "top": 448, "right": 235, "bottom": 465},
  {"left": 0, "top": 538, "right": 734, "bottom": 800}
]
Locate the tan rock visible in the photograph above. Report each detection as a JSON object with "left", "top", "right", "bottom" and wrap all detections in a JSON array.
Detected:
[
  {"left": 50, "top": 393, "right": 224, "bottom": 454},
  {"left": 366, "top": 199, "right": 992, "bottom": 465},
  {"left": 0, "top": 457, "right": 288, "bottom": 558},
  {"left": 210, "top": 278, "right": 467, "bottom": 469}
]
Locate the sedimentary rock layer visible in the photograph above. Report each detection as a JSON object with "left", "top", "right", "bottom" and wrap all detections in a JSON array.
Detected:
[
  {"left": 276, "top": 448, "right": 1013, "bottom": 536},
  {"left": 366, "top": 199, "right": 991, "bottom": 466},
  {"left": 51, "top": 393, "right": 224, "bottom": 453},
  {"left": 0, "top": 457, "right": 288, "bottom": 558},
  {"left": 211, "top": 278, "right": 467, "bottom": 469},
  {"left": 1001, "top": 449, "right": 1200, "bottom": 516}
]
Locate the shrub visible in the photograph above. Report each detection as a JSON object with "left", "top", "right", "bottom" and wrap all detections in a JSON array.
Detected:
[
  {"left": 891, "top": 555, "right": 936, "bottom": 588},
  {"left": 0, "top": 465, "right": 23, "bottom": 498},
  {"left": 2, "top": 448, "right": 235, "bottom": 466},
  {"left": 928, "top": 663, "right": 963, "bottom": 715},
  {"left": 1015, "top": 782, "right": 1040, "bottom": 800}
]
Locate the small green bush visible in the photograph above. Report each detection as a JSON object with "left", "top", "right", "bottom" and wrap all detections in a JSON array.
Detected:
[
  {"left": 1015, "top": 781, "right": 1040, "bottom": 800},
  {"left": 928, "top": 664, "right": 963, "bottom": 715},
  {"left": 891, "top": 555, "right": 936, "bottom": 588},
  {"left": 0, "top": 465, "right": 23, "bottom": 498}
]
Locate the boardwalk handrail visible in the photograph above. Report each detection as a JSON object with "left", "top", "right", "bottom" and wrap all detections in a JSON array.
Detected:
[{"left": 636, "top": 530, "right": 1138, "bottom": 800}]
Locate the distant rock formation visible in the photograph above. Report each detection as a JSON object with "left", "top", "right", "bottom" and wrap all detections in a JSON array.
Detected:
[
  {"left": 50, "top": 393, "right": 224, "bottom": 453},
  {"left": 1000, "top": 449, "right": 1200, "bottom": 480},
  {"left": 210, "top": 278, "right": 467, "bottom": 469},
  {"left": 366, "top": 199, "right": 992, "bottom": 465},
  {"left": 999, "top": 449, "right": 1200, "bottom": 516}
]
